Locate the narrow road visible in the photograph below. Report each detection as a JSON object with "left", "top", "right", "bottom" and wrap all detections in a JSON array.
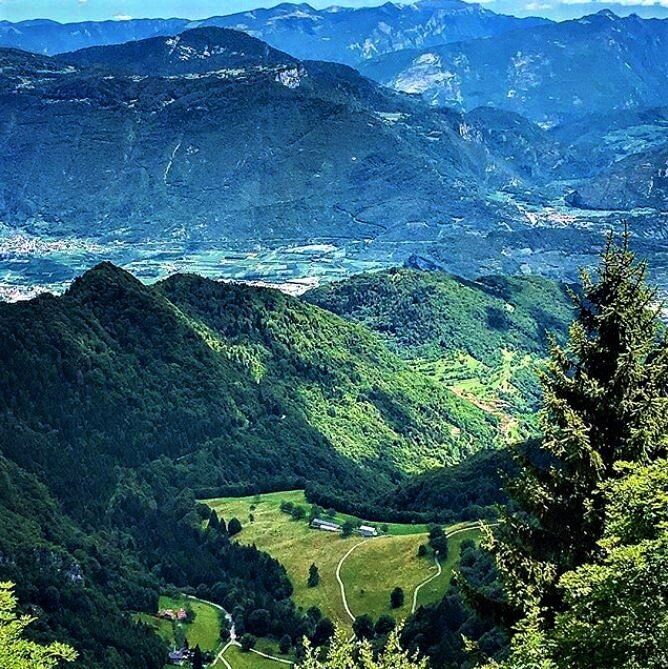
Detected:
[
  {"left": 410, "top": 522, "right": 499, "bottom": 613},
  {"left": 411, "top": 555, "right": 441, "bottom": 614},
  {"left": 335, "top": 541, "right": 366, "bottom": 623},
  {"left": 214, "top": 641, "right": 236, "bottom": 669}
]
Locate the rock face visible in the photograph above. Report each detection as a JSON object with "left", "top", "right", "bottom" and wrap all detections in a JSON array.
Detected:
[
  {"left": 567, "top": 147, "right": 668, "bottom": 210},
  {"left": 0, "top": 1, "right": 548, "bottom": 64},
  {"left": 360, "top": 11, "right": 668, "bottom": 125}
]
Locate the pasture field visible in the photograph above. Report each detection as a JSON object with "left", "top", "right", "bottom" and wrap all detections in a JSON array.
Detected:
[
  {"left": 217, "top": 644, "right": 290, "bottom": 669},
  {"left": 135, "top": 594, "right": 222, "bottom": 652},
  {"left": 204, "top": 490, "right": 481, "bottom": 628}
]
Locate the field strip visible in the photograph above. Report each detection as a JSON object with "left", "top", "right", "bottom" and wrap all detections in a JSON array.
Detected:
[
  {"left": 218, "top": 640, "right": 294, "bottom": 667},
  {"left": 336, "top": 541, "right": 366, "bottom": 622}
]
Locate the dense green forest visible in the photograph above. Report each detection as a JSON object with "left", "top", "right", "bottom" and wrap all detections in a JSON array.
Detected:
[
  {"left": 304, "top": 268, "right": 573, "bottom": 365},
  {"left": 305, "top": 268, "right": 574, "bottom": 522},
  {"left": 0, "top": 262, "right": 619, "bottom": 669},
  {"left": 0, "top": 263, "right": 565, "bottom": 668}
]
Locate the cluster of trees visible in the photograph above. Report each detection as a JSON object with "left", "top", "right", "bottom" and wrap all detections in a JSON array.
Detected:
[
  {"left": 207, "top": 509, "right": 243, "bottom": 537},
  {"left": 0, "top": 582, "right": 77, "bottom": 669},
  {"left": 306, "top": 448, "right": 511, "bottom": 527},
  {"left": 305, "top": 267, "right": 573, "bottom": 366},
  {"left": 427, "top": 526, "right": 448, "bottom": 558},
  {"left": 299, "top": 627, "right": 426, "bottom": 669}
]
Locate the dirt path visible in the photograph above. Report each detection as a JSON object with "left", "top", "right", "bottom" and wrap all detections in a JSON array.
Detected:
[
  {"left": 335, "top": 541, "right": 367, "bottom": 622},
  {"left": 411, "top": 554, "right": 441, "bottom": 614},
  {"left": 217, "top": 640, "right": 294, "bottom": 668},
  {"left": 410, "top": 523, "right": 487, "bottom": 613}
]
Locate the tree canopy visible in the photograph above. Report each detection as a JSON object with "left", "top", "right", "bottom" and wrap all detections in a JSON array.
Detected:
[
  {"left": 480, "top": 231, "right": 668, "bottom": 668},
  {"left": 0, "top": 582, "right": 77, "bottom": 669}
]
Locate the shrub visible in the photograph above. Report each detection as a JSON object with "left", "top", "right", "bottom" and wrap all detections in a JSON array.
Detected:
[{"left": 239, "top": 633, "right": 257, "bottom": 652}]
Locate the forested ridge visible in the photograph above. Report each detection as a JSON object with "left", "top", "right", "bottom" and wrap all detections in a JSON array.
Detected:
[
  {"left": 0, "top": 262, "right": 563, "bottom": 668},
  {"left": 1, "top": 261, "right": 627, "bottom": 669}
]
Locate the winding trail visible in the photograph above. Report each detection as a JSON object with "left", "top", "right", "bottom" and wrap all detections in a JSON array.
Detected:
[
  {"left": 216, "top": 640, "right": 294, "bottom": 667},
  {"left": 335, "top": 522, "right": 496, "bottom": 622},
  {"left": 411, "top": 554, "right": 442, "bottom": 614},
  {"left": 335, "top": 541, "right": 367, "bottom": 623},
  {"left": 216, "top": 521, "right": 498, "bottom": 667}
]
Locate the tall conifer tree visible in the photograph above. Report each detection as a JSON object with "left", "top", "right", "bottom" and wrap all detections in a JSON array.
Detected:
[{"left": 489, "top": 230, "right": 668, "bottom": 618}]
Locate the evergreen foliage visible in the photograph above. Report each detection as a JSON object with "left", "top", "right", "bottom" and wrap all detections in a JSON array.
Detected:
[
  {"left": 227, "top": 518, "right": 243, "bottom": 537},
  {"left": 390, "top": 587, "right": 405, "bottom": 609},
  {"left": 488, "top": 232, "right": 668, "bottom": 620},
  {"left": 308, "top": 564, "right": 320, "bottom": 588},
  {"left": 476, "top": 232, "right": 668, "bottom": 668},
  {"left": 239, "top": 634, "right": 257, "bottom": 652}
]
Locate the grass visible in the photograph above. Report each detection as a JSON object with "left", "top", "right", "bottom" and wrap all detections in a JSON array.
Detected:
[
  {"left": 415, "top": 527, "right": 481, "bottom": 608},
  {"left": 134, "top": 594, "right": 223, "bottom": 652},
  {"left": 207, "top": 490, "right": 362, "bottom": 625},
  {"left": 217, "top": 645, "right": 290, "bottom": 668},
  {"left": 339, "top": 533, "right": 429, "bottom": 620},
  {"left": 204, "top": 490, "right": 481, "bottom": 628}
]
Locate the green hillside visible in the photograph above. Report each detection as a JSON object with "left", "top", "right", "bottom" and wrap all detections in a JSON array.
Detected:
[
  {"left": 0, "top": 263, "right": 506, "bottom": 668},
  {"left": 0, "top": 264, "right": 497, "bottom": 511},
  {"left": 206, "top": 490, "right": 480, "bottom": 629},
  {"left": 0, "top": 263, "right": 577, "bottom": 668},
  {"left": 0, "top": 454, "right": 166, "bottom": 669},
  {"left": 306, "top": 267, "right": 573, "bottom": 434},
  {"left": 304, "top": 268, "right": 573, "bottom": 364}
]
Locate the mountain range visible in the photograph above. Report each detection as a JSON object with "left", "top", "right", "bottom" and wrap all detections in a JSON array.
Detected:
[
  {"left": 0, "top": 27, "right": 559, "bottom": 250},
  {"left": 1, "top": 5, "right": 668, "bottom": 298},
  {"left": 360, "top": 10, "right": 668, "bottom": 125},
  {"left": 0, "top": 1, "right": 547, "bottom": 65}
]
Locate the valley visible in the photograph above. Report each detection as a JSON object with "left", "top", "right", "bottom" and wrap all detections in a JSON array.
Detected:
[
  {"left": 136, "top": 490, "right": 481, "bottom": 669},
  {"left": 1, "top": 3, "right": 668, "bottom": 669},
  {"left": 2, "top": 16, "right": 668, "bottom": 301},
  {"left": 205, "top": 490, "right": 480, "bottom": 628},
  {"left": 2, "top": 193, "right": 667, "bottom": 302}
]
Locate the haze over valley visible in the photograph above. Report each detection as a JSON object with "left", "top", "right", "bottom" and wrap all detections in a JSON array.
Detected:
[{"left": 1, "top": 1, "right": 668, "bottom": 300}]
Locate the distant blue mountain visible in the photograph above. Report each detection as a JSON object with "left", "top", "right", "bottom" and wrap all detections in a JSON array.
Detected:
[
  {"left": 0, "top": 17, "right": 188, "bottom": 55},
  {"left": 1, "top": 28, "right": 551, "bottom": 249},
  {"left": 0, "top": 0, "right": 548, "bottom": 65},
  {"left": 359, "top": 10, "right": 668, "bottom": 125}
]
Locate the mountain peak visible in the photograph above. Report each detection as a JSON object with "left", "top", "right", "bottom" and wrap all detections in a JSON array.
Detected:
[
  {"left": 64, "top": 25, "right": 296, "bottom": 76},
  {"left": 596, "top": 8, "right": 619, "bottom": 19},
  {"left": 67, "top": 262, "right": 144, "bottom": 298}
]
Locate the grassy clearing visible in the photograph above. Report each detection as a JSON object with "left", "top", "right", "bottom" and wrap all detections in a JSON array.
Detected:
[
  {"left": 340, "top": 533, "right": 428, "bottom": 621},
  {"left": 204, "top": 490, "right": 480, "bottom": 628},
  {"left": 218, "top": 645, "right": 289, "bottom": 669},
  {"left": 134, "top": 594, "right": 222, "bottom": 652},
  {"left": 207, "top": 490, "right": 361, "bottom": 625}
]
